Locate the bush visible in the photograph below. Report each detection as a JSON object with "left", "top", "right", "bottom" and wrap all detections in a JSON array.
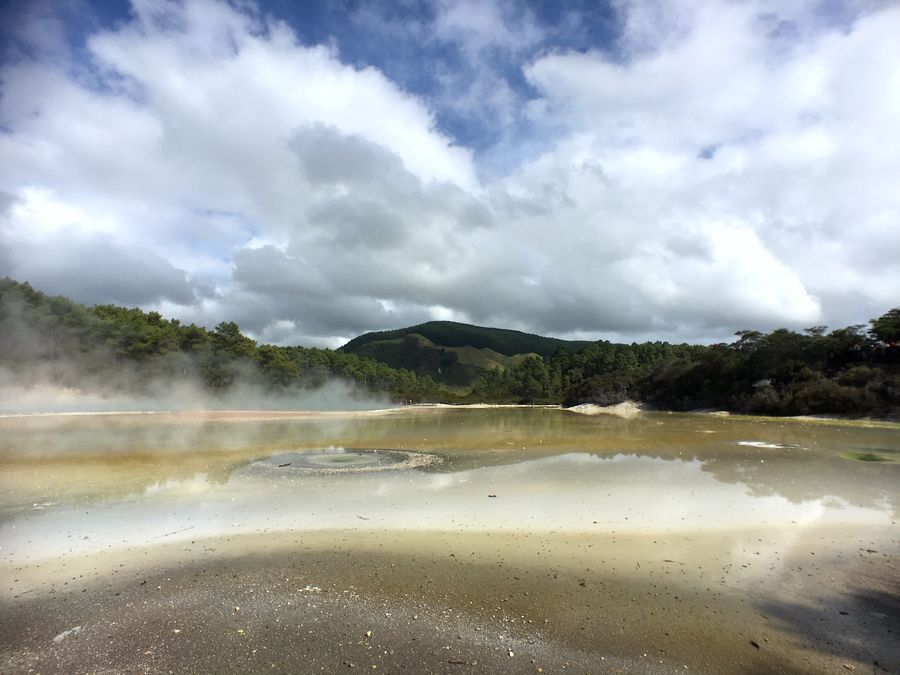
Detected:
[
  {"left": 747, "top": 386, "right": 782, "bottom": 414},
  {"left": 785, "top": 379, "right": 877, "bottom": 415},
  {"left": 837, "top": 365, "right": 879, "bottom": 388}
]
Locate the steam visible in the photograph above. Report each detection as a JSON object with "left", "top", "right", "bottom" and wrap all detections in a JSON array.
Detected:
[
  {"left": 0, "top": 372, "right": 393, "bottom": 414},
  {"left": 0, "top": 283, "right": 395, "bottom": 414}
]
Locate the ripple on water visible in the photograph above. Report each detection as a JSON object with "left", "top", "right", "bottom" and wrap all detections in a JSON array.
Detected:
[{"left": 241, "top": 448, "right": 441, "bottom": 476}]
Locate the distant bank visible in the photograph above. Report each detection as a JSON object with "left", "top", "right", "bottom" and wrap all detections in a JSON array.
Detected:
[{"left": 1, "top": 278, "right": 898, "bottom": 418}]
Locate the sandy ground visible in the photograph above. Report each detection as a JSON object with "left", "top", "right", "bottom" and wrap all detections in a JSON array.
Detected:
[{"left": 2, "top": 526, "right": 897, "bottom": 674}]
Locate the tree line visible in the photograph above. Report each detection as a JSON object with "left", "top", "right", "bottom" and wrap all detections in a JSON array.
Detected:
[
  {"left": 1, "top": 278, "right": 898, "bottom": 416},
  {"left": 469, "top": 312, "right": 900, "bottom": 416},
  {"left": 0, "top": 279, "right": 443, "bottom": 401}
]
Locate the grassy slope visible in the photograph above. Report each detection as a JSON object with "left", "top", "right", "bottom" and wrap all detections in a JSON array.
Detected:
[
  {"left": 347, "top": 332, "right": 543, "bottom": 390},
  {"left": 349, "top": 334, "right": 481, "bottom": 387}
]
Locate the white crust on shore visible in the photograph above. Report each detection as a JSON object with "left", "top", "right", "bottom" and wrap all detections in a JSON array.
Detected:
[{"left": 564, "top": 401, "right": 643, "bottom": 418}]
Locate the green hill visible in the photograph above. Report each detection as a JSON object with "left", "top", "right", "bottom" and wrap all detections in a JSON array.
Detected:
[
  {"left": 341, "top": 321, "right": 589, "bottom": 357},
  {"left": 339, "top": 321, "right": 590, "bottom": 389}
]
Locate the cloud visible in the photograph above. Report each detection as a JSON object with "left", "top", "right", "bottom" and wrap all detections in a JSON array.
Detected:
[
  {"left": 432, "top": 0, "right": 544, "bottom": 54},
  {"left": 1, "top": 233, "right": 197, "bottom": 307},
  {"left": 514, "top": 0, "right": 900, "bottom": 333},
  {"left": 1, "top": 0, "right": 899, "bottom": 347},
  {"left": 0, "top": 188, "right": 198, "bottom": 306}
]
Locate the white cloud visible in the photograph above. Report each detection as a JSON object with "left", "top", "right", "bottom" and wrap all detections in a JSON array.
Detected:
[
  {"left": 432, "top": 0, "right": 544, "bottom": 54},
  {"left": 1, "top": 0, "right": 898, "bottom": 346},
  {"left": 513, "top": 0, "right": 900, "bottom": 334}
]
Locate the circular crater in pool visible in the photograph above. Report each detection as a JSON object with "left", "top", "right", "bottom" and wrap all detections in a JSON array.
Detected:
[{"left": 243, "top": 448, "right": 439, "bottom": 476}]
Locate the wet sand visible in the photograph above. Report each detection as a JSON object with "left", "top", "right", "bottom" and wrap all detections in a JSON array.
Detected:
[{"left": 1, "top": 408, "right": 898, "bottom": 673}]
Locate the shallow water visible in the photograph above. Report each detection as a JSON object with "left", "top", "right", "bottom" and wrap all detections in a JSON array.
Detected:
[
  {"left": 1, "top": 407, "right": 898, "bottom": 672},
  {"left": 1, "top": 408, "right": 897, "bottom": 538}
]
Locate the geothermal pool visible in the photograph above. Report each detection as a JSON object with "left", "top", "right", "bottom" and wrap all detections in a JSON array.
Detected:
[{"left": 0, "top": 407, "right": 897, "bottom": 673}]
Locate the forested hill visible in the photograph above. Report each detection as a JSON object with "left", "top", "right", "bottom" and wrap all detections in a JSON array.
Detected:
[
  {"left": 341, "top": 321, "right": 591, "bottom": 357},
  {"left": 1, "top": 277, "right": 898, "bottom": 417},
  {"left": 0, "top": 278, "right": 444, "bottom": 403},
  {"left": 339, "top": 321, "right": 593, "bottom": 389}
]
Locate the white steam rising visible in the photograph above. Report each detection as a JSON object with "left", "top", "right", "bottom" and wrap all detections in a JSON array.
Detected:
[{"left": 0, "top": 371, "right": 393, "bottom": 414}]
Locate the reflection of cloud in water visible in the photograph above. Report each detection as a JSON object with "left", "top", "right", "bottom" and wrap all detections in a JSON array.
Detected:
[
  {"left": 416, "top": 453, "right": 881, "bottom": 534},
  {"left": 699, "top": 450, "right": 898, "bottom": 517},
  {"left": 0, "top": 453, "right": 892, "bottom": 565},
  {"left": 143, "top": 473, "right": 211, "bottom": 496}
]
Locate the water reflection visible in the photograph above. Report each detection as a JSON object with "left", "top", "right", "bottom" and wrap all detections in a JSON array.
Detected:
[
  {"left": 0, "top": 450, "right": 892, "bottom": 564},
  {"left": 1, "top": 409, "right": 898, "bottom": 561}
]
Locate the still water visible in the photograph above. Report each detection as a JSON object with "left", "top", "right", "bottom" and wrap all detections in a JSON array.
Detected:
[
  {"left": 1, "top": 408, "right": 897, "bottom": 548},
  {"left": 1, "top": 407, "right": 897, "bottom": 673}
]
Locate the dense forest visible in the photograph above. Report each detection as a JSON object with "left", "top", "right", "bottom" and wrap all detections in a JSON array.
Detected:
[
  {"left": 1, "top": 278, "right": 898, "bottom": 416},
  {"left": 472, "top": 321, "right": 900, "bottom": 417}
]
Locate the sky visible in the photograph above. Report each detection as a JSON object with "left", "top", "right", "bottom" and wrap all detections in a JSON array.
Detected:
[{"left": 1, "top": 0, "right": 898, "bottom": 348}]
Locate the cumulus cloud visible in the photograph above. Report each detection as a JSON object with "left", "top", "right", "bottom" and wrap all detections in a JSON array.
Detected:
[
  {"left": 514, "top": 0, "right": 900, "bottom": 334},
  {"left": 1, "top": 0, "right": 898, "bottom": 346}
]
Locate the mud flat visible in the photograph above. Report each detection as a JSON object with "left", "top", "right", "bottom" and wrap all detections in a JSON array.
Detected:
[
  {"left": 3, "top": 526, "right": 897, "bottom": 674},
  {"left": 1, "top": 408, "right": 898, "bottom": 673}
]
